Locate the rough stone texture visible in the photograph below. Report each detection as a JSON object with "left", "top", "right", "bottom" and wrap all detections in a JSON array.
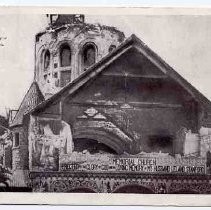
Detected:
[
  {"left": 7, "top": 15, "right": 211, "bottom": 193},
  {"left": 10, "top": 126, "right": 29, "bottom": 186},
  {"left": 200, "top": 135, "right": 211, "bottom": 158},
  {"left": 10, "top": 170, "right": 29, "bottom": 187},
  {"left": 61, "top": 79, "right": 198, "bottom": 155},
  {"left": 28, "top": 115, "right": 73, "bottom": 171},
  {"left": 35, "top": 20, "right": 125, "bottom": 97},
  {"left": 4, "top": 145, "right": 12, "bottom": 169},
  {"left": 11, "top": 126, "right": 29, "bottom": 170},
  {"left": 10, "top": 82, "right": 45, "bottom": 127},
  {"left": 183, "top": 130, "right": 200, "bottom": 156},
  {"left": 7, "top": 82, "right": 44, "bottom": 186},
  {"left": 32, "top": 44, "right": 203, "bottom": 155},
  {"left": 29, "top": 171, "right": 211, "bottom": 193}
]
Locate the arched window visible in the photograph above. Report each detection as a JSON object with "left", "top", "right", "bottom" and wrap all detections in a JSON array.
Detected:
[
  {"left": 82, "top": 43, "right": 96, "bottom": 70},
  {"left": 44, "top": 50, "right": 50, "bottom": 70},
  {"left": 60, "top": 44, "right": 71, "bottom": 67},
  {"left": 14, "top": 132, "right": 20, "bottom": 147}
]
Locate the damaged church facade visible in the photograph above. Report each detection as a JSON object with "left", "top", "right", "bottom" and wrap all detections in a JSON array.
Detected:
[{"left": 6, "top": 14, "right": 211, "bottom": 193}]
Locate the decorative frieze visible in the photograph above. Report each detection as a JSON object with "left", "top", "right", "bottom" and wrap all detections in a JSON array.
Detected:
[{"left": 29, "top": 171, "right": 211, "bottom": 193}]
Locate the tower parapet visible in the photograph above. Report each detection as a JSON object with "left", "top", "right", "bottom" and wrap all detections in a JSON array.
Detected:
[{"left": 46, "top": 14, "right": 85, "bottom": 26}]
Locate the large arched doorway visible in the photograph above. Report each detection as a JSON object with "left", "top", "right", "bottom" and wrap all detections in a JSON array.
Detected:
[
  {"left": 72, "top": 127, "right": 128, "bottom": 154},
  {"left": 113, "top": 184, "right": 154, "bottom": 194}
]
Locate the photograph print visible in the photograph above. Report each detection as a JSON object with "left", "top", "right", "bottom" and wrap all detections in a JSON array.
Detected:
[{"left": 0, "top": 10, "right": 211, "bottom": 194}]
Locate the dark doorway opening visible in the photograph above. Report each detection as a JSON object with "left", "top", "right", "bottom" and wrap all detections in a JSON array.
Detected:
[
  {"left": 73, "top": 138, "right": 117, "bottom": 154},
  {"left": 171, "top": 190, "right": 198, "bottom": 194},
  {"left": 148, "top": 134, "right": 174, "bottom": 154},
  {"left": 82, "top": 44, "right": 96, "bottom": 70},
  {"left": 68, "top": 188, "right": 96, "bottom": 193},
  {"left": 0, "top": 187, "right": 32, "bottom": 192}
]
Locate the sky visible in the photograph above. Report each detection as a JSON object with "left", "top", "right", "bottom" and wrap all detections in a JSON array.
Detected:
[{"left": 1, "top": 13, "right": 211, "bottom": 116}]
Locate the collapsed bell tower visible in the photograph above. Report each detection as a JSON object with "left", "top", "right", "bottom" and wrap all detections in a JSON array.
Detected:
[{"left": 34, "top": 14, "right": 125, "bottom": 98}]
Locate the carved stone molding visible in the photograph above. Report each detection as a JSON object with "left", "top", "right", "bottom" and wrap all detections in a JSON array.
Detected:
[
  {"left": 168, "top": 182, "right": 211, "bottom": 194},
  {"left": 49, "top": 178, "right": 99, "bottom": 192},
  {"left": 29, "top": 172, "right": 211, "bottom": 193},
  {"left": 111, "top": 179, "right": 156, "bottom": 193}
]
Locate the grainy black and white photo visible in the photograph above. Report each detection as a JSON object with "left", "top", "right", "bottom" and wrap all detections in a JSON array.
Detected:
[{"left": 1, "top": 8, "right": 211, "bottom": 198}]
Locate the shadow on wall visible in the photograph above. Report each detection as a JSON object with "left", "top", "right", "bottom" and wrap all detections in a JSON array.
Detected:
[
  {"left": 68, "top": 188, "right": 96, "bottom": 193},
  {"left": 113, "top": 184, "right": 154, "bottom": 194},
  {"left": 0, "top": 186, "right": 32, "bottom": 192},
  {"left": 73, "top": 138, "right": 117, "bottom": 154}
]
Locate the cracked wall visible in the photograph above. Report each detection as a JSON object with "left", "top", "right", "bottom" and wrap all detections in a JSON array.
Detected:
[{"left": 28, "top": 116, "right": 73, "bottom": 171}]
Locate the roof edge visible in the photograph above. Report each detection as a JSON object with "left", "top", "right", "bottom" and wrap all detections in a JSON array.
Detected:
[{"left": 29, "top": 34, "right": 211, "bottom": 115}]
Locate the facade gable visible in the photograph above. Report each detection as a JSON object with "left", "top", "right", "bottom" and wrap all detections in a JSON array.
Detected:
[
  {"left": 29, "top": 35, "right": 211, "bottom": 155},
  {"left": 31, "top": 34, "right": 211, "bottom": 116},
  {"left": 102, "top": 47, "right": 166, "bottom": 77}
]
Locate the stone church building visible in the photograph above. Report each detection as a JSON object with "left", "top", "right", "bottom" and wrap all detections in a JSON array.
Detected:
[{"left": 4, "top": 14, "right": 211, "bottom": 193}]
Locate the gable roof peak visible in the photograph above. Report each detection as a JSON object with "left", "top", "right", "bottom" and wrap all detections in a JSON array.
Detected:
[
  {"left": 10, "top": 81, "right": 45, "bottom": 127},
  {"left": 30, "top": 33, "right": 211, "bottom": 114}
]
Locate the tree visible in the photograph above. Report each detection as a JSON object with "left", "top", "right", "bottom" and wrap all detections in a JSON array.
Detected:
[
  {"left": 0, "top": 40, "right": 10, "bottom": 188},
  {"left": 0, "top": 115, "right": 8, "bottom": 136},
  {"left": 0, "top": 116, "right": 12, "bottom": 188}
]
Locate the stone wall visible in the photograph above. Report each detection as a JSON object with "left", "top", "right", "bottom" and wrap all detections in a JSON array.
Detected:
[
  {"left": 10, "top": 125, "right": 29, "bottom": 187},
  {"left": 11, "top": 126, "right": 28, "bottom": 170},
  {"left": 4, "top": 145, "right": 12, "bottom": 169},
  {"left": 28, "top": 115, "right": 73, "bottom": 171},
  {"left": 200, "top": 127, "right": 211, "bottom": 157},
  {"left": 62, "top": 97, "right": 197, "bottom": 155},
  {"left": 29, "top": 171, "right": 211, "bottom": 193}
]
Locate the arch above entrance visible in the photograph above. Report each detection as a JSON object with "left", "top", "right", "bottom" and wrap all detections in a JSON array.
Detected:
[{"left": 73, "top": 128, "right": 128, "bottom": 154}]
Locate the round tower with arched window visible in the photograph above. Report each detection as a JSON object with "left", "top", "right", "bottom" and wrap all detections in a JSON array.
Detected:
[{"left": 34, "top": 14, "right": 125, "bottom": 98}]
